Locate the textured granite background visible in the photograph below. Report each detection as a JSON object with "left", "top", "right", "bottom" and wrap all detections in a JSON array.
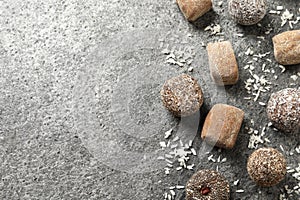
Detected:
[{"left": 0, "top": 0, "right": 299, "bottom": 200}]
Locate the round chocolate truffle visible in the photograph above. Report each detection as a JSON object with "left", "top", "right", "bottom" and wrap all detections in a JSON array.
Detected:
[
  {"left": 247, "top": 148, "right": 286, "bottom": 187},
  {"left": 228, "top": 0, "right": 266, "bottom": 25},
  {"left": 160, "top": 74, "right": 203, "bottom": 117},
  {"left": 186, "top": 169, "right": 230, "bottom": 200},
  {"left": 267, "top": 88, "right": 300, "bottom": 133}
]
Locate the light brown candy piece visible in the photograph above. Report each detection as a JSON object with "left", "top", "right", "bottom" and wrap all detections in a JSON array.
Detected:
[
  {"left": 207, "top": 41, "right": 239, "bottom": 86},
  {"left": 176, "top": 0, "right": 212, "bottom": 22},
  {"left": 201, "top": 104, "right": 244, "bottom": 149},
  {"left": 272, "top": 30, "right": 300, "bottom": 65}
]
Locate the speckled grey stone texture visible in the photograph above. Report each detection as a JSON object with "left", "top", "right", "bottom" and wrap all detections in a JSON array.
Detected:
[{"left": 0, "top": 0, "right": 299, "bottom": 200}]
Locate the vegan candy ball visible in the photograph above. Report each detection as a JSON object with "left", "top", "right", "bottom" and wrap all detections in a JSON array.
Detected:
[
  {"left": 267, "top": 88, "right": 300, "bottom": 133},
  {"left": 186, "top": 169, "right": 230, "bottom": 200},
  {"left": 160, "top": 74, "right": 204, "bottom": 117},
  {"left": 247, "top": 148, "right": 287, "bottom": 187},
  {"left": 228, "top": 0, "right": 267, "bottom": 25}
]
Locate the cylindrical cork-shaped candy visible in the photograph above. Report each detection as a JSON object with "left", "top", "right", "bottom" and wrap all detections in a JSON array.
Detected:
[
  {"left": 272, "top": 30, "right": 300, "bottom": 65},
  {"left": 176, "top": 0, "right": 212, "bottom": 22},
  {"left": 207, "top": 41, "right": 239, "bottom": 86},
  {"left": 201, "top": 104, "right": 244, "bottom": 149}
]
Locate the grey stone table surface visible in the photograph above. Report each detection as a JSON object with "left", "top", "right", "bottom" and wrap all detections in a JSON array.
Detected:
[{"left": 0, "top": 0, "right": 299, "bottom": 200}]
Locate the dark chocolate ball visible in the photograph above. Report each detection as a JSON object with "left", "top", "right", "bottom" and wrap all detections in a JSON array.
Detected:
[
  {"left": 267, "top": 88, "right": 300, "bottom": 133},
  {"left": 247, "top": 148, "right": 286, "bottom": 187},
  {"left": 186, "top": 169, "right": 230, "bottom": 200},
  {"left": 160, "top": 74, "right": 203, "bottom": 117},
  {"left": 228, "top": 0, "right": 266, "bottom": 25}
]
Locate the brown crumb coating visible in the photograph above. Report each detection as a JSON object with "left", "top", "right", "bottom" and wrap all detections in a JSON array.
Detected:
[
  {"left": 186, "top": 169, "right": 230, "bottom": 200},
  {"left": 267, "top": 88, "right": 300, "bottom": 133},
  {"left": 228, "top": 0, "right": 266, "bottom": 25},
  {"left": 247, "top": 148, "right": 287, "bottom": 187},
  {"left": 160, "top": 74, "right": 204, "bottom": 117}
]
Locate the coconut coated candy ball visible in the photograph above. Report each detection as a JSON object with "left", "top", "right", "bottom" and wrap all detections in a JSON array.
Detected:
[
  {"left": 186, "top": 169, "right": 230, "bottom": 200},
  {"left": 160, "top": 74, "right": 204, "bottom": 117},
  {"left": 247, "top": 148, "right": 286, "bottom": 187},
  {"left": 228, "top": 0, "right": 267, "bottom": 25},
  {"left": 267, "top": 88, "right": 300, "bottom": 133}
]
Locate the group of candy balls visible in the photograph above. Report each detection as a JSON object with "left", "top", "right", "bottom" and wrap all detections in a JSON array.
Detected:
[
  {"left": 159, "top": 0, "right": 300, "bottom": 199},
  {"left": 161, "top": 74, "right": 299, "bottom": 199}
]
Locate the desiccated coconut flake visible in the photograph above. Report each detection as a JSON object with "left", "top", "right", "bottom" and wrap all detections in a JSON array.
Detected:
[
  {"left": 179, "top": 140, "right": 183, "bottom": 147},
  {"left": 278, "top": 65, "right": 286, "bottom": 73},
  {"left": 187, "top": 164, "right": 194, "bottom": 170},
  {"left": 277, "top": 6, "right": 284, "bottom": 11},
  {"left": 295, "top": 146, "right": 300, "bottom": 154},
  {"left": 172, "top": 136, "right": 179, "bottom": 142},
  {"left": 269, "top": 10, "right": 278, "bottom": 14},
  {"left": 205, "top": 24, "right": 222, "bottom": 35},
  {"left": 264, "top": 138, "right": 270, "bottom": 143},
  {"left": 248, "top": 134, "right": 264, "bottom": 149},
  {"left": 208, "top": 154, "right": 214, "bottom": 161},
  {"left": 176, "top": 166, "right": 182, "bottom": 171},
  {"left": 170, "top": 190, "right": 175, "bottom": 196},
  {"left": 165, "top": 129, "right": 173, "bottom": 139},
  {"left": 245, "top": 48, "right": 254, "bottom": 56},
  {"left": 188, "top": 140, "right": 193, "bottom": 147},
  {"left": 165, "top": 168, "right": 170, "bottom": 175},
  {"left": 188, "top": 67, "right": 193, "bottom": 72},
  {"left": 176, "top": 185, "right": 185, "bottom": 189},
  {"left": 167, "top": 163, "right": 173, "bottom": 168},
  {"left": 217, "top": 156, "right": 221, "bottom": 163},
  {"left": 281, "top": 9, "right": 294, "bottom": 27},
  {"left": 165, "top": 154, "right": 174, "bottom": 159},
  {"left": 167, "top": 140, "right": 171, "bottom": 147},
  {"left": 191, "top": 148, "right": 197, "bottom": 156},
  {"left": 165, "top": 159, "right": 173, "bottom": 164},
  {"left": 162, "top": 48, "right": 170, "bottom": 55},
  {"left": 160, "top": 141, "right": 167, "bottom": 148},
  {"left": 291, "top": 75, "right": 298, "bottom": 81},
  {"left": 234, "top": 179, "right": 240, "bottom": 186},
  {"left": 287, "top": 169, "right": 296, "bottom": 173}
]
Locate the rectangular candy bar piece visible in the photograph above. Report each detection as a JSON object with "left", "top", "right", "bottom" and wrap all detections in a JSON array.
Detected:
[
  {"left": 207, "top": 41, "right": 239, "bottom": 86},
  {"left": 201, "top": 104, "right": 244, "bottom": 149},
  {"left": 176, "top": 0, "right": 212, "bottom": 22},
  {"left": 272, "top": 30, "right": 300, "bottom": 65}
]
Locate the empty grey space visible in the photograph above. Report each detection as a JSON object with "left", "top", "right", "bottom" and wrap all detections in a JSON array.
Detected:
[{"left": 0, "top": 0, "right": 299, "bottom": 200}]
